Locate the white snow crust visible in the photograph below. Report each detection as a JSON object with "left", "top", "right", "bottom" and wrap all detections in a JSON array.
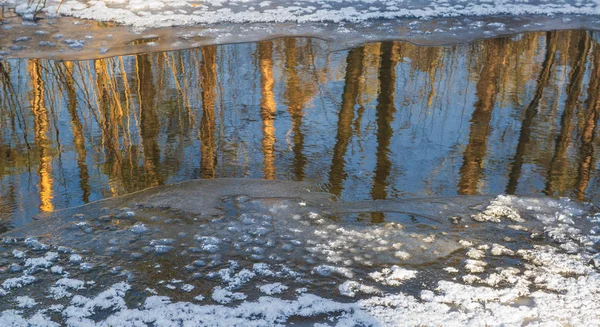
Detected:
[
  {"left": 10, "top": 0, "right": 600, "bottom": 28},
  {"left": 1, "top": 194, "right": 600, "bottom": 326}
]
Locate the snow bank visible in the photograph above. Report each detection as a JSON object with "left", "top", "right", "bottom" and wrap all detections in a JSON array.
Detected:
[{"left": 11, "top": 0, "right": 600, "bottom": 28}]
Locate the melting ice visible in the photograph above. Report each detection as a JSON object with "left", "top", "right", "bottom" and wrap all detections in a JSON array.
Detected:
[
  {"left": 3, "top": 0, "right": 600, "bottom": 59},
  {"left": 1, "top": 179, "right": 600, "bottom": 325},
  {"left": 13, "top": 0, "right": 600, "bottom": 27}
]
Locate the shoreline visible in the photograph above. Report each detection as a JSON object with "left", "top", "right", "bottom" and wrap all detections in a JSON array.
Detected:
[{"left": 1, "top": 10, "right": 600, "bottom": 60}]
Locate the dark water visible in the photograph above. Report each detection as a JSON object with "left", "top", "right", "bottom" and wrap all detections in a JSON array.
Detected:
[{"left": 1, "top": 29, "right": 600, "bottom": 229}]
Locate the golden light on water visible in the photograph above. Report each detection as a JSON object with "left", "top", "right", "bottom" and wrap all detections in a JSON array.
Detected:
[
  {"left": 259, "top": 41, "right": 277, "bottom": 181},
  {"left": 28, "top": 59, "right": 54, "bottom": 213},
  {"left": 3, "top": 32, "right": 600, "bottom": 225}
]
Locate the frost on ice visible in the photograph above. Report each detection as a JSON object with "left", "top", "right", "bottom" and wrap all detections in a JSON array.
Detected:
[
  {"left": 0, "top": 180, "right": 600, "bottom": 325},
  {"left": 11, "top": 0, "right": 600, "bottom": 28},
  {"left": 3, "top": 0, "right": 600, "bottom": 60}
]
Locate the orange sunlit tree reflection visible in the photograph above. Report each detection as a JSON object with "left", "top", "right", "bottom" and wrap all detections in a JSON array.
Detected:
[{"left": 2, "top": 32, "right": 600, "bottom": 227}]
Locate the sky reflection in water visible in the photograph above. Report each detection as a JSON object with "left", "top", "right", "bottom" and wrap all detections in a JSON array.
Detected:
[{"left": 1, "top": 30, "right": 600, "bottom": 228}]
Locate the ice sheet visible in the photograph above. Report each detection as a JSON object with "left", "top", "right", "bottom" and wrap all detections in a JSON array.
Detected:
[{"left": 1, "top": 179, "right": 599, "bottom": 325}]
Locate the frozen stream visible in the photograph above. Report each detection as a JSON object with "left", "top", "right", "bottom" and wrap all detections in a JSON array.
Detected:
[
  {"left": 1, "top": 179, "right": 600, "bottom": 325},
  {"left": 2, "top": 0, "right": 600, "bottom": 59},
  {"left": 2, "top": 0, "right": 600, "bottom": 324}
]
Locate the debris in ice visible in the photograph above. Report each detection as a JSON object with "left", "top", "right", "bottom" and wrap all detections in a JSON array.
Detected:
[
  {"left": 339, "top": 281, "right": 379, "bottom": 297},
  {"left": 48, "top": 305, "right": 64, "bottom": 312},
  {"left": 24, "top": 252, "right": 58, "bottom": 270},
  {"left": 153, "top": 245, "right": 174, "bottom": 254},
  {"left": 130, "top": 223, "right": 149, "bottom": 234},
  {"left": 212, "top": 286, "right": 247, "bottom": 304},
  {"left": 517, "top": 246, "right": 591, "bottom": 276},
  {"left": 79, "top": 262, "right": 94, "bottom": 272},
  {"left": 209, "top": 263, "right": 257, "bottom": 290},
  {"left": 464, "top": 259, "right": 487, "bottom": 273},
  {"left": 68, "top": 254, "right": 82, "bottom": 264},
  {"left": 483, "top": 268, "right": 521, "bottom": 287},
  {"left": 2, "top": 275, "right": 36, "bottom": 290},
  {"left": 490, "top": 244, "right": 514, "bottom": 256},
  {"left": 258, "top": 283, "right": 287, "bottom": 295},
  {"left": 252, "top": 263, "right": 275, "bottom": 276},
  {"left": 57, "top": 246, "right": 74, "bottom": 254},
  {"left": 394, "top": 251, "right": 411, "bottom": 260},
  {"left": 150, "top": 238, "right": 175, "bottom": 246},
  {"left": 369, "top": 266, "right": 417, "bottom": 286},
  {"left": 143, "top": 296, "right": 171, "bottom": 309},
  {"left": 48, "top": 286, "right": 72, "bottom": 300},
  {"left": 15, "top": 296, "right": 36, "bottom": 308},
  {"left": 61, "top": 282, "right": 130, "bottom": 324},
  {"left": 461, "top": 274, "right": 481, "bottom": 284},
  {"left": 24, "top": 238, "right": 49, "bottom": 251},
  {"left": 466, "top": 248, "right": 486, "bottom": 259},
  {"left": 472, "top": 195, "right": 525, "bottom": 222},
  {"left": 444, "top": 267, "right": 459, "bottom": 273},
  {"left": 312, "top": 265, "right": 354, "bottom": 278},
  {"left": 55, "top": 278, "right": 85, "bottom": 290},
  {"left": 181, "top": 284, "right": 194, "bottom": 292},
  {"left": 8, "top": 264, "right": 23, "bottom": 273}
]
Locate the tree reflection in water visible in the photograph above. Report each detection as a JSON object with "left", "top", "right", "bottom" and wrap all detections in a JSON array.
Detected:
[{"left": 1, "top": 31, "right": 600, "bottom": 228}]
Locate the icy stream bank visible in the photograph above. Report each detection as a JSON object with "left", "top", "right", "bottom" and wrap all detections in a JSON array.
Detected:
[
  {"left": 1, "top": 179, "right": 600, "bottom": 325},
  {"left": 2, "top": 0, "right": 600, "bottom": 59}
]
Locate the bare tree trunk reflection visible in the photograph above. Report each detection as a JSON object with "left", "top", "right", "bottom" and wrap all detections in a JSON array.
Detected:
[
  {"left": 259, "top": 41, "right": 277, "bottom": 180},
  {"left": 283, "top": 39, "right": 308, "bottom": 181},
  {"left": 28, "top": 59, "right": 54, "bottom": 212},
  {"left": 458, "top": 39, "right": 508, "bottom": 195},
  {"left": 575, "top": 44, "right": 600, "bottom": 201},
  {"left": 62, "top": 62, "right": 91, "bottom": 203},
  {"left": 545, "top": 32, "right": 590, "bottom": 196},
  {"left": 328, "top": 47, "right": 365, "bottom": 198},
  {"left": 95, "top": 60, "right": 124, "bottom": 196},
  {"left": 200, "top": 46, "right": 218, "bottom": 179},
  {"left": 136, "top": 54, "right": 161, "bottom": 187},
  {"left": 371, "top": 42, "right": 400, "bottom": 223},
  {"left": 506, "top": 32, "right": 557, "bottom": 194}
]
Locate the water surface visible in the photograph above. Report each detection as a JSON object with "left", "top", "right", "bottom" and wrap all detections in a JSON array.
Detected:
[{"left": 2, "top": 30, "right": 600, "bottom": 229}]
